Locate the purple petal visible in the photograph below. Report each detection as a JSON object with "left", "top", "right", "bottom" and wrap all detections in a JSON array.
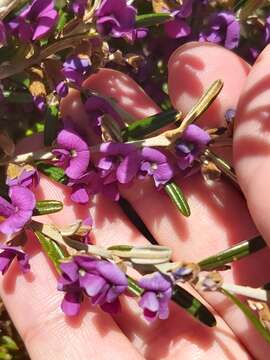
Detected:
[
  {"left": 153, "top": 162, "right": 174, "bottom": 187},
  {"left": 0, "top": 196, "right": 14, "bottom": 218},
  {"left": 61, "top": 291, "right": 83, "bottom": 316},
  {"left": 99, "top": 142, "right": 135, "bottom": 156},
  {"left": 60, "top": 261, "right": 79, "bottom": 282},
  {"left": 106, "top": 285, "right": 126, "bottom": 303},
  {"left": 0, "top": 254, "right": 12, "bottom": 274},
  {"left": 56, "top": 128, "right": 88, "bottom": 152},
  {"left": 116, "top": 151, "right": 141, "bottom": 184},
  {"left": 165, "top": 18, "right": 191, "bottom": 38},
  {"left": 141, "top": 147, "right": 167, "bottom": 164},
  {"left": 139, "top": 291, "right": 159, "bottom": 313},
  {"left": 139, "top": 272, "right": 172, "bottom": 292},
  {"left": 182, "top": 124, "right": 211, "bottom": 146},
  {"left": 9, "top": 186, "right": 36, "bottom": 211},
  {"left": 80, "top": 273, "right": 106, "bottom": 297},
  {"left": 32, "top": 9, "right": 58, "bottom": 40},
  {"left": 66, "top": 150, "right": 90, "bottom": 179},
  {"left": 70, "top": 185, "right": 90, "bottom": 204},
  {"left": 96, "top": 261, "right": 128, "bottom": 286}
]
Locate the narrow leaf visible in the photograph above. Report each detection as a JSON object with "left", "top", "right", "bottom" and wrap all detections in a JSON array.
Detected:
[
  {"left": 172, "top": 285, "right": 216, "bottom": 327},
  {"left": 44, "top": 104, "right": 59, "bottom": 146},
  {"left": 122, "top": 109, "right": 179, "bottom": 141},
  {"left": 34, "top": 200, "right": 63, "bottom": 216},
  {"left": 34, "top": 231, "right": 66, "bottom": 272},
  {"left": 136, "top": 13, "right": 172, "bottom": 27},
  {"left": 165, "top": 182, "right": 190, "bottom": 217},
  {"left": 36, "top": 162, "right": 68, "bottom": 184},
  {"left": 127, "top": 276, "right": 143, "bottom": 297},
  {"left": 199, "top": 236, "right": 266, "bottom": 271},
  {"left": 222, "top": 288, "right": 270, "bottom": 344}
]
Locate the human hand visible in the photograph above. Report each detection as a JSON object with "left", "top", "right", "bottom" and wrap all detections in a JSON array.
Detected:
[{"left": 1, "top": 42, "right": 270, "bottom": 360}]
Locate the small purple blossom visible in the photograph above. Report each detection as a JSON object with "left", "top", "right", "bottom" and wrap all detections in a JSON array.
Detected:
[
  {"left": 199, "top": 11, "right": 240, "bottom": 50},
  {"left": 0, "top": 186, "right": 36, "bottom": 235},
  {"left": 68, "top": 171, "right": 101, "bottom": 204},
  {"left": 0, "top": 245, "right": 30, "bottom": 274},
  {"left": 8, "top": 0, "right": 58, "bottom": 42},
  {"left": 58, "top": 256, "right": 128, "bottom": 316},
  {"left": 140, "top": 147, "right": 174, "bottom": 187},
  {"left": 33, "top": 95, "right": 46, "bottom": 112},
  {"left": 98, "top": 142, "right": 141, "bottom": 185},
  {"left": 164, "top": 0, "right": 192, "bottom": 39},
  {"left": 84, "top": 95, "right": 123, "bottom": 133},
  {"left": 6, "top": 166, "right": 40, "bottom": 189},
  {"left": 55, "top": 80, "right": 69, "bottom": 98},
  {"left": 53, "top": 127, "right": 90, "bottom": 180},
  {"left": 138, "top": 272, "right": 172, "bottom": 322},
  {"left": 62, "top": 55, "right": 92, "bottom": 86},
  {"left": 175, "top": 124, "right": 210, "bottom": 170},
  {"left": 95, "top": 0, "right": 137, "bottom": 39}
]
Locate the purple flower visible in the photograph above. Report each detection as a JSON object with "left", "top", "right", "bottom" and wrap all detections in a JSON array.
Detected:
[
  {"left": 140, "top": 147, "right": 174, "bottom": 187},
  {"left": 53, "top": 127, "right": 90, "bottom": 179},
  {"left": 84, "top": 95, "right": 123, "bottom": 133},
  {"left": 62, "top": 55, "right": 92, "bottom": 86},
  {"left": 0, "top": 186, "right": 36, "bottom": 235},
  {"left": 0, "top": 245, "right": 30, "bottom": 274},
  {"left": 199, "top": 11, "right": 240, "bottom": 50},
  {"left": 70, "top": 0, "right": 87, "bottom": 17},
  {"left": 55, "top": 80, "right": 68, "bottom": 98},
  {"left": 164, "top": 0, "right": 192, "bottom": 39},
  {"left": 8, "top": 0, "right": 58, "bottom": 42},
  {"left": 68, "top": 171, "right": 101, "bottom": 204},
  {"left": 95, "top": 0, "right": 137, "bottom": 39},
  {"left": 175, "top": 124, "right": 210, "bottom": 170},
  {"left": 139, "top": 272, "right": 172, "bottom": 322},
  {"left": 6, "top": 165, "right": 40, "bottom": 189},
  {"left": 58, "top": 256, "right": 128, "bottom": 316},
  {"left": 0, "top": 21, "right": 7, "bottom": 46},
  {"left": 98, "top": 142, "right": 141, "bottom": 184}
]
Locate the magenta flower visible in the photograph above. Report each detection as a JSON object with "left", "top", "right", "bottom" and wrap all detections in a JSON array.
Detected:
[
  {"left": 95, "top": 0, "right": 136, "bottom": 38},
  {"left": 199, "top": 11, "right": 240, "bottom": 50},
  {"left": 0, "top": 245, "right": 30, "bottom": 274},
  {"left": 84, "top": 95, "right": 123, "bottom": 133},
  {"left": 0, "top": 186, "right": 36, "bottom": 235},
  {"left": 58, "top": 256, "right": 128, "bottom": 316},
  {"left": 68, "top": 171, "right": 101, "bottom": 204},
  {"left": 98, "top": 142, "right": 141, "bottom": 184},
  {"left": 8, "top": 0, "right": 58, "bottom": 42},
  {"left": 53, "top": 127, "right": 90, "bottom": 180},
  {"left": 175, "top": 124, "right": 210, "bottom": 170},
  {"left": 140, "top": 147, "right": 174, "bottom": 187},
  {"left": 164, "top": 0, "right": 192, "bottom": 39},
  {"left": 138, "top": 272, "right": 172, "bottom": 322},
  {"left": 62, "top": 55, "right": 92, "bottom": 86}
]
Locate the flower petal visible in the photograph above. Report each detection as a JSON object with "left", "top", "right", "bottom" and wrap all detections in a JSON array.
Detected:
[{"left": 61, "top": 291, "right": 82, "bottom": 316}]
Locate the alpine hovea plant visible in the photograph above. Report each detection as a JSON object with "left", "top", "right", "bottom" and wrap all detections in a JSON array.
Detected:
[{"left": 0, "top": 0, "right": 270, "bottom": 356}]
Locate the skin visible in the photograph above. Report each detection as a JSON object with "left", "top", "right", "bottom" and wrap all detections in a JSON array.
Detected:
[{"left": 1, "top": 42, "right": 270, "bottom": 359}]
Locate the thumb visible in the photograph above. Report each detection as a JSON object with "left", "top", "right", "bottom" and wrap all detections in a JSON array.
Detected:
[{"left": 234, "top": 44, "right": 270, "bottom": 246}]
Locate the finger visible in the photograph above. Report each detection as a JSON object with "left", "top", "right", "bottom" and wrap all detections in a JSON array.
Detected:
[
  {"left": 81, "top": 43, "right": 270, "bottom": 358},
  {"left": 0, "top": 137, "right": 143, "bottom": 360},
  {"left": 233, "top": 44, "right": 270, "bottom": 247}
]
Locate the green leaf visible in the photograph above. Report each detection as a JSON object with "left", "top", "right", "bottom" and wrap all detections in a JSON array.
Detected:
[
  {"left": 127, "top": 276, "right": 143, "bottom": 297},
  {"left": 108, "top": 245, "right": 133, "bottom": 251},
  {"left": 136, "top": 13, "right": 172, "bottom": 27},
  {"left": 172, "top": 285, "right": 216, "bottom": 327},
  {"left": 34, "top": 200, "right": 63, "bottom": 216},
  {"left": 36, "top": 162, "right": 68, "bottom": 184},
  {"left": 44, "top": 104, "right": 59, "bottom": 146},
  {"left": 199, "top": 236, "right": 266, "bottom": 271},
  {"left": 122, "top": 109, "right": 179, "bottom": 141},
  {"left": 34, "top": 231, "right": 66, "bottom": 272},
  {"left": 0, "top": 336, "right": 18, "bottom": 351},
  {"left": 164, "top": 182, "right": 190, "bottom": 217},
  {"left": 222, "top": 288, "right": 270, "bottom": 344}
]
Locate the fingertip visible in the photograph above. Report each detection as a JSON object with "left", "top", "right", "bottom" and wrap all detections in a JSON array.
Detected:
[{"left": 168, "top": 42, "right": 250, "bottom": 128}]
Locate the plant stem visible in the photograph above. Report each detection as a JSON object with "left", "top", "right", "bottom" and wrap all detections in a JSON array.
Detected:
[{"left": 222, "top": 284, "right": 269, "bottom": 302}]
